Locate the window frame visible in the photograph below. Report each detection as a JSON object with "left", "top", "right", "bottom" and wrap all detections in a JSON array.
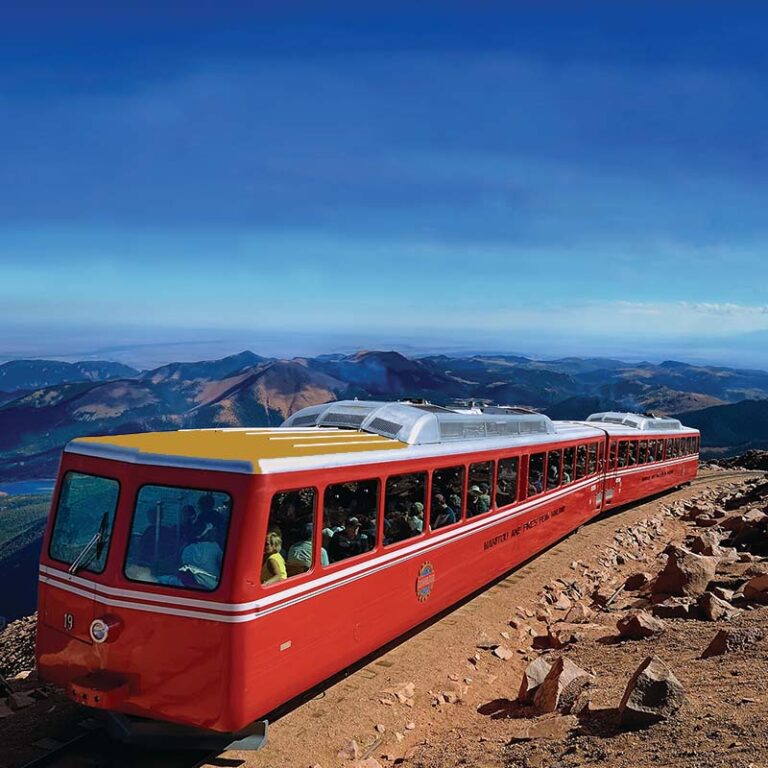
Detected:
[
  {"left": 321, "top": 477, "right": 381, "bottom": 568},
  {"left": 545, "top": 448, "right": 563, "bottom": 491},
  {"left": 383, "top": 471, "right": 428, "bottom": 549},
  {"left": 49, "top": 470, "right": 122, "bottom": 576},
  {"left": 466, "top": 460, "right": 496, "bottom": 518},
  {"left": 430, "top": 464, "right": 466, "bottom": 532},
  {"left": 123, "top": 480, "right": 233, "bottom": 593},
  {"left": 527, "top": 452, "right": 547, "bottom": 497},
  {"left": 561, "top": 445, "right": 576, "bottom": 482},
  {"left": 259, "top": 485, "right": 323, "bottom": 586},
  {"left": 495, "top": 455, "right": 520, "bottom": 509}
]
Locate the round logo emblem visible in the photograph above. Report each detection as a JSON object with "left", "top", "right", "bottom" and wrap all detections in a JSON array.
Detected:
[{"left": 416, "top": 561, "right": 435, "bottom": 602}]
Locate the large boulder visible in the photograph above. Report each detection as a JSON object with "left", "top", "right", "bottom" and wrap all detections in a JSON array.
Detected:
[
  {"left": 697, "top": 592, "right": 739, "bottom": 621},
  {"left": 686, "top": 531, "right": 723, "bottom": 557},
  {"left": 533, "top": 657, "right": 594, "bottom": 714},
  {"left": 651, "top": 597, "right": 697, "bottom": 619},
  {"left": 701, "top": 628, "right": 765, "bottom": 658},
  {"left": 619, "top": 656, "right": 686, "bottom": 729},
  {"left": 653, "top": 547, "right": 718, "bottom": 598},
  {"left": 517, "top": 656, "right": 553, "bottom": 704},
  {"left": 743, "top": 574, "right": 768, "bottom": 604},
  {"left": 624, "top": 572, "right": 651, "bottom": 591}
]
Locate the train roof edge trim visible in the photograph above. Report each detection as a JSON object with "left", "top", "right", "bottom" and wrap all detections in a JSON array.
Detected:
[
  {"left": 281, "top": 400, "right": 556, "bottom": 445},
  {"left": 65, "top": 440, "right": 256, "bottom": 474},
  {"left": 586, "top": 411, "right": 685, "bottom": 431}
]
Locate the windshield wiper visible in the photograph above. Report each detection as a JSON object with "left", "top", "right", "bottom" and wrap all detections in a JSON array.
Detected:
[{"left": 68, "top": 513, "right": 109, "bottom": 575}]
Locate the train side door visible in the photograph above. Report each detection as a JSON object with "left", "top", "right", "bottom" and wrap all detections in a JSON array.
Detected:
[{"left": 602, "top": 439, "right": 620, "bottom": 508}]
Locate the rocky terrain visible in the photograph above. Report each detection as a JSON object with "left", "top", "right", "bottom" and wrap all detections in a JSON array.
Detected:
[{"left": 3, "top": 467, "right": 768, "bottom": 767}]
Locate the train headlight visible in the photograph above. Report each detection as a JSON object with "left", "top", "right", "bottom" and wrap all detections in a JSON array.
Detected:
[{"left": 89, "top": 615, "right": 122, "bottom": 643}]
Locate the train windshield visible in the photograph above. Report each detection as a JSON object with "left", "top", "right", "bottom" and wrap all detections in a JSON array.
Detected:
[
  {"left": 49, "top": 472, "right": 120, "bottom": 574},
  {"left": 124, "top": 485, "right": 232, "bottom": 592}
]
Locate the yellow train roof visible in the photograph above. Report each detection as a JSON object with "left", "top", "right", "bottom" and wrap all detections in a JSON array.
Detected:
[{"left": 65, "top": 428, "right": 407, "bottom": 475}]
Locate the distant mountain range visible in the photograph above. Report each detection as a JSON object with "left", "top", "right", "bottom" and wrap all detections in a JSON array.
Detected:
[{"left": 1, "top": 349, "right": 767, "bottom": 481}]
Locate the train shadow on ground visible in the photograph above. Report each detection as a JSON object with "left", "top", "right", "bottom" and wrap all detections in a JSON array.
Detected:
[{"left": 261, "top": 483, "right": 696, "bottom": 727}]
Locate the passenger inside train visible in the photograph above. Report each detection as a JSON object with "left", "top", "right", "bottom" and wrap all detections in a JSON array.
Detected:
[{"left": 123, "top": 486, "right": 231, "bottom": 590}]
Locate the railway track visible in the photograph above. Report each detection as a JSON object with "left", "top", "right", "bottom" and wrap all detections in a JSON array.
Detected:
[
  {"left": 690, "top": 468, "right": 765, "bottom": 486},
  {"left": 18, "top": 726, "right": 216, "bottom": 768}
]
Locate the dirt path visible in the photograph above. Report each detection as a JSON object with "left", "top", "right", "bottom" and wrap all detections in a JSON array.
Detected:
[{"left": 221, "top": 471, "right": 762, "bottom": 768}]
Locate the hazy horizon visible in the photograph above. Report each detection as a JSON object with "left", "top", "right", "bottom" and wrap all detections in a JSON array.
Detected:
[{"left": 2, "top": 323, "right": 768, "bottom": 372}]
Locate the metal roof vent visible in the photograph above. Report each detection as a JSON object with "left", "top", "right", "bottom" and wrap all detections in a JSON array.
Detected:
[
  {"left": 586, "top": 412, "right": 684, "bottom": 431},
  {"left": 282, "top": 400, "right": 556, "bottom": 445}
]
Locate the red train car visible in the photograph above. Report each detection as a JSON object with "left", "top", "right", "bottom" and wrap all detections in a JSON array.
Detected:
[{"left": 35, "top": 401, "right": 699, "bottom": 744}]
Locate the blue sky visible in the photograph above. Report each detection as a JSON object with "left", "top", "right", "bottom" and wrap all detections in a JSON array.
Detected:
[{"left": 2, "top": 2, "right": 768, "bottom": 366}]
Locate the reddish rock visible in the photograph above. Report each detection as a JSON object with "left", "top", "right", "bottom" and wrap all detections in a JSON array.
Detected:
[
  {"left": 619, "top": 655, "right": 686, "bottom": 729},
  {"left": 476, "top": 633, "right": 498, "bottom": 650},
  {"left": 553, "top": 593, "right": 572, "bottom": 611},
  {"left": 653, "top": 547, "right": 718, "bottom": 598},
  {"left": 381, "top": 682, "right": 415, "bottom": 705},
  {"left": 338, "top": 740, "right": 362, "bottom": 761},
  {"left": 743, "top": 574, "right": 768, "bottom": 603},
  {"left": 507, "top": 714, "right": 579, "bottom": 742},
  {"left": 564, "top": 603, "right": 594, "bottom": 624},
  {"left": 547, "top": 626, "right": 583, "bottom": 649},
  {"left": 720, "top": 514, "right": 747, "bottom": 533},
  {"left": 651, "top": 597, "right": 697, "bottom": 619},
  {"left": 712, "top": 586, "right": 735, "bottom": 601},
  {"left": 697, "top": 592, "right": 739, "bottom": 621},
  {"left": 701, "top": 628, "right": 765, "bottom": 658},
  {"left": 624, "top": 572, "right": 651, "bottom": 591},
  {"left": 687, "top": 531, "right": 723, "bottom": 556},
  {"left": 617, "top": 611, "right": 666, "bottom": 640},
  {"left": 533, "top": 657, "right": 594, "bottom": 714},
  {"left": 517, "top": 656, "right": 553, "bottom": 704}
]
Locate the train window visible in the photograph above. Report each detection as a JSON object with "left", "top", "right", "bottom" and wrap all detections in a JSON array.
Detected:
[
  {"left": 495, "top": 457, "right": 519, "bottom": 508},
  {"left": 124, "top": 485, "right": 231, "bottom": 591},
  {"left": 49, "top": 472, "right": 119, "bottom": 575},
  {"left": 546, "top": 450, "right": 562, "bottom": 490},
  {"left": 324, "top": 479, "right": 378, "bottom": 564},
  {"left": 527, "top": 453, "right": 545, "bottom": 497},
  {"left": 638, "top": 441, "right": 648, "bottom": 464},
  {"left": 562, "top": 446, "right": 575, "bottom": 483},
  {"left": 609, "top": 443, "right": 618, "bottom": 470},
  {"left": 587, "top": 444, "right": 597, "bottom": 474},
  {"left": 647, "top": 440, "right": 656, "bottom": 462},
  {"left": 263, "top": 488, "right": 317, "bottom": 583},
  {"left": 628, "top": 442, "right": 638, "bottom": 465},
  {"left": 617, "top": 441, "right": 628, "bottom": 468},
  {"left": 575, "top": 445, "right": 587, "bottom": 479},
  {"left": 384, "top": 472, "right": 427, "bottom": 545},
  {"left": 467, "top": 462, "right": 494, "bottom": 517},
  {"left": 432, "top": 466, "right": 464, "bottom": 529}
]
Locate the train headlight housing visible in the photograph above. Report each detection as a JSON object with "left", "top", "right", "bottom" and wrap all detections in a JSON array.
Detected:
[{"left": 89, "top": 615, "right": 122, "bottom": 644}]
